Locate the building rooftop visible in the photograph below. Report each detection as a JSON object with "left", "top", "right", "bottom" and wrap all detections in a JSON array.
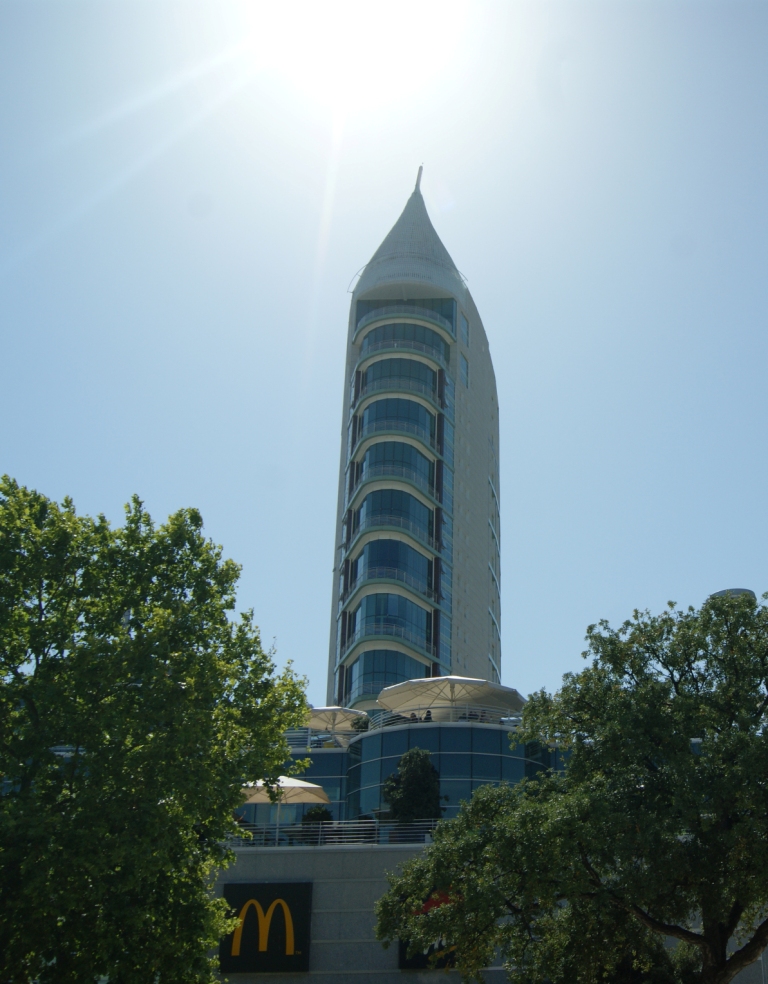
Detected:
[{"left": 354, "top": 170, "right": 467, "bottom": 303}]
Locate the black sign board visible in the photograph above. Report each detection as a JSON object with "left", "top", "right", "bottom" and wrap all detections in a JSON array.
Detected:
[
  {"left": 398, "top": 938, "right": 457, "bottom": 970},
  {"left": 220, "top": 882, "right": 313, "bottom": 974}
]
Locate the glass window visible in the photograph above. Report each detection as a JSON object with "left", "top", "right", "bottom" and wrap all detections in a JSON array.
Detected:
[
  {"left": 502, "top": 757, "right": 525, "bottom": 783},
  {"left": 355, "top": 489, "right": 434, "bottom": 543},
  {"left": 472, "top": 755, "right": 500, "bottom": 781},
  {"left": 440, "top": 779, "right": 472, "bottom": 807},
  {"left": 460, "top": 353, "right": 469, "bottom": 388},
  {"left": 359, "top": 786, "right": 381, "bottom": 816},
  {"left": 347, "top": 790, "right": 360, "bottom": 817},
  {"left": 360, "top": 322, "right": 450, "bottom": 365},
  {"left": 440, "top": 562, "right": 452, "bottom": 614},
  {"left": 362, "top": 398, "right": 435, "bottom": 445},
  {"left": 438, "top": 753, "right": 472, "bottom": 779},
  {"left": 460, "top": 313, "right": 469, "bottom": 346},
  {"left": 344, "top": 649, "right": 430, "bottom": 705},
  {"left": 361, "top": 760, "right": 380, "bottom": 788},
  {"left": 442, "top": 418, "right": 454, "bottom": 469},
  {"left": 382, "top": 729, "right": 409, "bottom": 757},
  {"left": 360, "top": 732, "right": 382, "bottom": 761},
  {"left": 360, "top": 441, "right": 435, "bottom": 495},
  {"left": 440, "top": 727, "right": 471, "bottom": 752},
  {"left": 350, "top": 593, "right": 433, "bottom": 650},
  {"left": 356, "top": 298, "right": 457, "bottom": 333},
  {"left": 472, "top": 729, "right": 501, "bottom": 755},
  {"left": 351, "top": 540, "right": 432, "bottom": 595},
  {"left": 364, "top": 358, "right": 437, "bottom": 398},
  {"left": 380, "top": 755, "right": 400, "bottom": 781},
  {"left": 347, "top": 763, "right": 361, "bottom": 792},
  {"left": 409, "top": 728, "right": 440, "bottom": 753}
]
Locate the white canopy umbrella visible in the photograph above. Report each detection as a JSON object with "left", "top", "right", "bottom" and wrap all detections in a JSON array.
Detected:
[
  {"left": 241, "top": 776, "right": 330, "bottom": 806},
  {"left": 241, "top": 777, "right": 330, "bottom": 844},
  {"left": 305, "top": 706, "right": 368, "bottom": 732},
  {"left": 377, "top": 676, "right": 526, "bottom": 714}
]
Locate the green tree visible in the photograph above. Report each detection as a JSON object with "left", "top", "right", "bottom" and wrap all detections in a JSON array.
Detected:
[
  {"left": 376, "top": 594, "right": 768, "bottom": 984},
  {"left": 382, "top": 747, "right": 443, "bottom": 822},
  {"left": 0, "top": 477, "right": 308, "bottom": 984},
  {"left": 301, "top": 804, "right": 333, "bottom": 824}
]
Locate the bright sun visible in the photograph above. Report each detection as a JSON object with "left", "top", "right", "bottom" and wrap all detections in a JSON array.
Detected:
[{"left": 246, "top": 0, "right": 467, "bottom": 112}]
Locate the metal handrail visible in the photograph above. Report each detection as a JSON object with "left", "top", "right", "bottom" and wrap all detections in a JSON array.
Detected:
[
  {"left": 230, "top": 819, "right": 440, "bottom": 847},
  {"left": 355, "top": 304, "right": 455, "bottom": 338},
  {"left": 356, "top": 418, "right": 436, "bottom": 451},
  {"left": 349, "top": 464, "right": 437, "bottom": 503},
  {"left": 366, "top": 705, "right": 523, "bottom": 730},
  {"left": 283, "top": 708, "right": 523, "bottom": 747},
  {"left": 341, "top": 566, "right": 438, "bottom": 605},
  {"left": 342, "top": 621, "right": 437, "bottom": 659},
  {"left": 352, "top": 376, "right": 438, "bottom": 411},
  {"left": 344, "top": 513, "right": 439, "bottom": 554},
  {"left": 358, "top": 338, "right": 448, "bottom": 370}
]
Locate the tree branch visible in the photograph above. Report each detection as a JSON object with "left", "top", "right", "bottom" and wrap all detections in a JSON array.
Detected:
[
  {"left": 577, "top": 845, "right": 704, "bottom": 947},
  {"left": 719, "top": 914, "right": 768, "bottom": 984}
]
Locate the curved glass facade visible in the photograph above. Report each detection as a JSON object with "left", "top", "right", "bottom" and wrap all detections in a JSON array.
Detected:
[
  {"left": 358, "top": 441, "right": 435, "bottom": 495},
  {"left": 362, "top": 358, "right": 437, "bottom": 401},
  {"left": 355, "top": 297, "right": 457, "bottom": 333},
  {"left": 345, "top": 724, "right": 553, "bottom": 820},
  {"left": 360, "top": 397, "right": 435, "bottom": 446},
  {"left": 353, "top": 489, "right": 434, "bottom": 545},
  {"left": 347, "top": 592, "right": 433, "bottom": 654},
  {"left": 360, "top": 322, "right": 449, "bottom": 366},
  {"left": 350, "top": 539, "right": 433, "bottom": 597},
  {"left": 343, "top": 650, "right": 430, "bottom": 705}
]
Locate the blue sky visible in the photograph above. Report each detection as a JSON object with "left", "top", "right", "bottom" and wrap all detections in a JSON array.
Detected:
[{"left": 2, "top": 1, "right": 768, "bottom": 706}]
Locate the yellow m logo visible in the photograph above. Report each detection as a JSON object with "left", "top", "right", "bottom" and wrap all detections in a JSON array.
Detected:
[{"left": 231, "top": 898, "right": 295, "bottom": 956}]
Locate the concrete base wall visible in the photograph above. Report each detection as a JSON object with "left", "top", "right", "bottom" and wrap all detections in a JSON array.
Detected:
[
  {"left": 215, "top": 844, "right": 767, "bottom": 984},
  {"left": 215, "top": 844, "right": 507, "bottom": 983}
]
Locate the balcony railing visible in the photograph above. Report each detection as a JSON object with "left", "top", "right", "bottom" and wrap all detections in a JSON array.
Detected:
[
  {"left": 283, "top": 708, "right": 522, "bottom": 749},
  {"left": 348, "top": 464, "right": 437, "bottom": 503},
  {"left": 355, "top": 304, "right": 455, "bottom": 338},
  {"left": 352, "top": 376, "right": 438, "bottom": 411},
  {"left": 358, "top": 338, "right": 448, "bottom": 370},
  {"left": 344, "top": 513, "right": 439, "bottom": 555},
  {"left": 341, "top": 566, "right": 439, "bottom": 605},
  {"left": 365, "top": 704, "right": 522, "bottom": 730},
  {"left": 342, "top": 621, "right": 436, "bottom": 660},
  {"left": 355, "top": 418, "right": 436, "bottom": 452},
  {"left": 229, "top": 819, "right": 439, "bottom": 847}
]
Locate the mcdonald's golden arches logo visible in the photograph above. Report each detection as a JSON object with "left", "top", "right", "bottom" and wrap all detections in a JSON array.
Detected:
[
  {"left": 220, "top": 882, "right": 312, "bottom": 973},
  {"left": 231, "top": 898, "right": 295, "bottom": 955}
]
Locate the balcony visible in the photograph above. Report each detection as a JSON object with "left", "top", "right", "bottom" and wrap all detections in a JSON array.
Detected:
[
  {"left": 355, "top": 303, "right": 455, "bottom": 339},
  {"left": 352, "top": 375, "right": 438, "bottom": 412},
  {"left": 346, "top": 464, "right": 438, "bottom": 509},
  {"left": 357, "top": 337, "right": 448, "bottom": 370},
  {"left": 341, "top": 620, "right": 436, "bottom": 661},
  {"left": 344, "top": 512, "right": 439, "bottom": 556},
  {"left": 341, "top": 566, "right": 439, "bottom": 606},
  {"left": 353, "top": 418, "right": 436, "bottom": 455},
  {"left": 229, "top": 819, "right": 439, "bottom": 848}
]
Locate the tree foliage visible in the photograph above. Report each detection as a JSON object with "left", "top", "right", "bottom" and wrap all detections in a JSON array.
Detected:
[
  {"left": 376, "top": 594, "right": 768, "bottom": 984},
  {"left": 0, "top": 477, "right": 308, "bottom": 984},
  {"left": 382, "top": 746, "right": 443, "bottom": 822}
]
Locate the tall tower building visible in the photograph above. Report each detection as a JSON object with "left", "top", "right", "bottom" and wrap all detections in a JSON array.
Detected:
[{"left": 327, "top": 172, "right": 501, "bottom": 709}]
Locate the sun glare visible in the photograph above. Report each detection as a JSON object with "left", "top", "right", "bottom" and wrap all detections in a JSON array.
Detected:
[{"left": 247, "top": 0, "right": 466, "bottom": 112}]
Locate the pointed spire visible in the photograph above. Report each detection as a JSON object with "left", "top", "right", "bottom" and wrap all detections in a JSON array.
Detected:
[{"left": 354, "top": 176, "right": 465, "bottom": 301}]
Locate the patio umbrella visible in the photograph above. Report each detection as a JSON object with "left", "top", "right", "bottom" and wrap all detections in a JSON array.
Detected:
[
  {"left": 241, "top": 777, "right": 330, "bottom": 844},
  {"left": 376, "top": 675, "right": 525, "bottom": 714},
  {"left": 241, "top": 776, "right": 330, "bottom": 805},
  {"left": 305, "top": 706, "right": 368, "bottom": 732}
]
